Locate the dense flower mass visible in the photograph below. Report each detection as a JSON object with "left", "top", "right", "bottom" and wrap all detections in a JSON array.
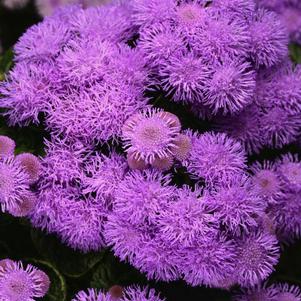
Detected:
[
  {"left": 0, "top": 259, "right": 50, "bottom": 301},
  {"left": 1, "top": 0, "right": 301, "bottom": 297}
]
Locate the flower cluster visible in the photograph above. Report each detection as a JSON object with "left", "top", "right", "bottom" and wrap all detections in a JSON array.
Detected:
[
  {"left": 73, "top": 286, "right": 165, "bottom": 301},
  {"left": 0, "top": 135, "right": 41, "bottom": 217},
  {"left": 0, "top": 259, "right": 50, "bottom": 301},
  {"left": 0, "top": 0, "right": 301, "bottom": 297}
]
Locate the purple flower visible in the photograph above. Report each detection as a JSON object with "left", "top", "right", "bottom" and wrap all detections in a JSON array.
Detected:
[
  {"left": 122, "top": 108, "right": 181, "bottom": 164},
  {"left": 233, "top": 282, "right": 278, "bottom": 301},
  {"left": 191, "top": 14, "right": 250, "bottom": 62},
  {"left": 277, "top": 153, "right": 301, "bottom": 190},
  {"left": 184, "top": 131, "right": 247, "bottom": 186},
  {"left": 83, "top": 152, "right": 128, "bottom": 207},
  {"left": 73, "top": 286, "right": 165, "bottom": 301},
  {"left": 259, "top": 106, "right": 301, "bottom": 148},
  {"left": 0, "top": 135, "right": 15, "bottom": 158},
  {"left": 0, "top": 156, "right": 30, "bottom": 213},
  {"left": 180, "top": 234, "right": 237, "bottom": 287},
  {"left": 203, "top": 59, "right": 256, "bottom": 115},
  {"left": 250, "top": 160, "right": 284, "bottom": 203},
  {"left": 214, "top": 104, "right": 264, "bottom": 154},
  {"left": 139, "top": 22, "right": 186, "bottom": 67},
  {"left": 204, "top": 175, "right": 266, "bottom": 235},
  {"left": 249, "top": 9, "right": 288, "bottom": 67},
  {"left": 170, "top": 133, "right": 192, "bottom": 161},
  {"left": 15, "top": 153, "right": 41, "bottom": 184},
  {"left": 0, "top": 260, "right": 50, "bottom": 300},
  {"left": 234, "top": 231, "right": 280, "bottom": 286},
  {"left": 157, "top": 186, "right": 218, "bottom": 246},
  {"left": 210, "top": 0, "right": 256, "bottom": 18},
  {"left": 57, "top": 198, "right": 107, "bottom": 252},
  {"left": 272, "top": 283, "right": 301, "bottom": 301},
  {"left": 132, "top": 0, "right": 176, "bottom": 27},
  {"left": 8, "top": 192, "right": 38, "bottom": 218},
  {"left": 159, "top": 51, "right": 210, "bottom": 103}
]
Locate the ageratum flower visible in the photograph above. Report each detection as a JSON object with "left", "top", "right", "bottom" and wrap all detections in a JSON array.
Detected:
[
  {"left": 0, "top": 260, "right": 50, "bottom": 301},
  {"left": 272, "top": 283, "right": 301, "bottom": 301},
  {"left": 185, "top": 131, "right": 246, "bottom": 186},
  {"left": 15, "top": 153, "right": 41, "bottom": 184},
  {"left": 180, "top": 234, "right": 237, "bottom": 287},
  {"left": 210, "top": 0, "right": 256, "bottom": 18},
  {"left": 2, "top": 0, "right": 29, "bottom": 9},
  {"left": 122, "top": 108, "right": 180, "bottom": 164},
  {"left": 73, "top": 286, "right": 165, "bottom": 301},
  {"left": 203, "top": 59, "right": 256, "bottom": 115},
  {"left": 159, "top": 51, "right": 210, "bottom": 103},
  {"left": 249, "top": 9, "right": 288, "bottom": 67},
  {"left": 204, "top": 175, "right": 266, "bottom": 235},
  {"left": 250, "top": 160, "right": 284, "bottom": 203},
  {"left": 0, "top": 156, "right": 30, "bottom": 212},
  {"left": 157, "top": 186, "right": 218, "bottom": 246},
  {"left": 234, "top": 231, "right": 280, "bottom": 286},
  {"left": 8, "top": 192, "right": 38, "bottom": 218},
  {"left": 0, "top": 135, "right": 15, "bottom": 158},
  {"left": 83, "top": 152, "right": 128, "bottom": 207},
  {"left": 214, "top": 104, "right": 264, "bottom": 154}
]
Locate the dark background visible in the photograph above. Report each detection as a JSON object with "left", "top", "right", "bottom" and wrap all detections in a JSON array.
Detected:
[{"left": 0, "top": 1, "right": 301, "bottom": 300}]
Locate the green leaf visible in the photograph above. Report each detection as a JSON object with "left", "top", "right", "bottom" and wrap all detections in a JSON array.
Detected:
[
  {"left": 90, "top": 252, "right": 146, "bottom": 290},
  {"left": 0, "top": 48, "right": 13, "bottom": 79},
  {"left": 26, "top": 259, "right": 67, "bottom": 301},
  {"left": 289, "top": 43, "right": 301, "bottom": 64},
  {"left": 31, "top": 229, "right": 104, "bottom": 278}
]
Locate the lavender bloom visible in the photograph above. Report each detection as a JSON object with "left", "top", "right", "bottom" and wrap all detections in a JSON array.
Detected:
[
  {"left": 0, "top": 135, "right": 15, "bottom": 158},
  {"left": 157, "top": 186, "right": 218, "bottom": 246},
  {"left": 204, "top": 175, "right": 266, "bottom": 235},
  {"left": 180, "top": 235, "right": 237, "bottom": 287},
  {"left": 235, "top": 231, "right": 280, "bottom": 286},
  {"left": 277, "top": 153, "right": 301, "bottom": 190},
  {"left": 214, "top": 105, "right": 264, "bottom": 154},
  {"left": 132, "top": 0, "right": 176, "bottom": 27},
  {"left": 0, "top": 156, "right": 30, "bottom": 212},
  {"left": 83, "top": 152, "right": 128, "bottom": 207},
  {"left": 203, "top": 59, "right": 256, "bottom": 115},
  {"left": 159, "top": 51, "right": 210, "bottom": 103},
  {"left": 210, "top": 0, "right": 256, "bottom": 18},
  {"left": 15, "top": 153, "right": 41, "bottom": 184},
  {"left": 272, "top": 283, "right": 301, "bottom": 301},
  {"left": 122, "top": 108, "right": 180, "bottom": 164},
  {"left": 139, "top": 22, "right": 186, "bottom": 67},
  {"left": 0, "top": 260, "right": 50, "bottom": 300},
  {"left": 73, "top": 286, "right": 165, "bottom": 301},
  {"left": 2, "top": 0, "right": 29, "bottom": 9},
  {"left": 185, "top": 131, "right": 247, "bottom": 186},
  {"left": 191, "top": 15, "right": 250, "bottom": 63},
  {"left": 8, "top": 192, "right": 38, "bottom": 218},
  {"left": 233, "top": 283, "right": 278, "bottom": 301},
  {"left": 170, "top": 133, "right": 192, "bottom": 161},
  {"left": 250, "top": 160, "right": 284, "bottom": 203},
  {"left": 249, "top": 9, "right": 288, "bottom": 67},
  {"left": 57, "top": 198, "right": 107, "bottom": 252}
]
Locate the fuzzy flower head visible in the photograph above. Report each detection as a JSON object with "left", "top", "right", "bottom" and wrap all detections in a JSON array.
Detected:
[
  {"left": 72, "top": 288, "right": 113, "bottom": 301},
  {"left": 0, "top": 260, "right": 50, "bottom": 300},
  {"left": 170, "top": 133, "right": 192, "bottom": 161},
  {"left": 214, "top": 105, "right": 264, "bottom": 154},
  {"left": 158, "top": 186, "right": 218, "bottom": 246},
  {"left": 0, "top": 136, "right": 15, "bottom": 158},
  {"left": 203, "top": 59, "right": 256, "bottom": 115},
  {"left": 210, "top": 0, "right": 256, "bottom": 17},
  {"left": 2, "top": 0, "right": 29, "bottom": 9},
  {"left": 233, "top": 283, "right": 278, "bottom": 301},
  {"left": 8, "top": 192, "right": 38, "bottom": 218},
  {"left": 204, "top": 175, "right": 266, "bottom": 235},
  {"left": 0, "top": 157, "right": 30, "bottom": 212},
  {"left": 235, "top": 231, "right": 280, "bottom": 286},
  {"left": 185, "top": 131, "right": 247, "bottom": 186},
  {"left": 122, "top": 108, "right": 181, "bottom": 164},
  {"left": 277, "top": 153, "right": 301, "bottom": 190},
  {"left": 180, "top": 235, "right": 237, "bottom": 287},
  {"left": 272, "top": 283, "right": 301, "bottom": 301},
  {"left": 15, "top": 153, "right": 41, "bottom": 184},
  {"left": 250, "top": 160, "right": 284, "bottom": 202},
  {"left": 249, "top": 9, "right": 288, "bottom": 67},
  {"left": 159, "top": 52, "right": 210, "bottom": 103}
]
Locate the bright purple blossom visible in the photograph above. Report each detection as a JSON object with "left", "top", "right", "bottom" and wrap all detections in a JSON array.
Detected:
[
  {"left": 249, "top": 9, "right": 288, "bottom": 67},
  {"left": 234, "top": 231, "right": 280, "bottom": 286},
  {"left": 8, "top": 192, "right": 38, "bottom": 218},
  {"left": 272, "top": 283, "right": 301, "bottom": 301},
  {"left": 15, "top": 153, "right": 41, "bottom": 184},
  {"left": 185, "top": 131, "right": 247, "bottom": 186},
  {"left": 203, "top": 59, "right": 256, "bottom": 114},
  {"left": 0, "top": 260, "right": 50, "bottom": 300},
  {"left": 0, "top": 135, "right": 15, "bottom": 158},
  {"left": 159, "top": 51, "right": 210, "bottom": 103}
]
